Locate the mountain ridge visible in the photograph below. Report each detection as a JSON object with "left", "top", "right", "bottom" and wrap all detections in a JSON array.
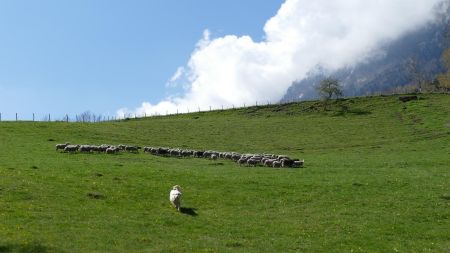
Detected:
[{"left": 282, "top": 11, "right": 449, "bottom": 102}]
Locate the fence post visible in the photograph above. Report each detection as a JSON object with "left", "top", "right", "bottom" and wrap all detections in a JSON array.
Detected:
[
  {"left": 33, "top": 113, "right": 35, "bottom": 122},
  {"left": 0, "top": 112, "right": 2, "bottom": 121},
  {"left": 66, "top": 114, "right": 69, "bottom": 123},
  {"left": 16, "top": 113, "right": 18, "bottom": 121},
  {"left": 49, "top": 113, "right": 51, "bottom": 122}
]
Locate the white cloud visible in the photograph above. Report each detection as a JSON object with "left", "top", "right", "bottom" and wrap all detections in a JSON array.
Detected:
[
  {"left": 119, "top": 0, "right": 446, "bottom": 116},
  {"left": 169, "top": 67, "right": 185, "bottom": 83}
]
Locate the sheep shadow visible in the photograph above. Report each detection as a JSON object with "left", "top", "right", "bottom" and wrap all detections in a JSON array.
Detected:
[
  {"left": 180, "top": 207, "right": 198, "bottom": 216},
  {"left": 208, "top": 162, "right": 224, "bottom": 166},
  {"left": 0, "top": 241, "right": 51, "bottom": 253}
]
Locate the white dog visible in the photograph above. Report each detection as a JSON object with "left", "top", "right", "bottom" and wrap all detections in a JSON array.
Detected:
[{"left": 169, "top": 185, "right": 182, "bottom": 211}]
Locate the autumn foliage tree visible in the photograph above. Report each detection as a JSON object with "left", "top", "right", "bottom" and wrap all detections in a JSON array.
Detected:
[
  {"left": 437, "top": 24, "right": 450, "bottom": 91},
  {"left": 437, "top": 48, "right": 450, "bottom": 91}
]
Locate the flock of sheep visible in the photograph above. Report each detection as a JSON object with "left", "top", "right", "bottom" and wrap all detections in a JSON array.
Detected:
[
  {"left": 143, "top": 147, "right": 304, "bottom": 168},
  {"left": 56, "top": 143, "right": 305, "bottom": 168},
  {"left": 56, "top": 143, "right": 139, "bottom": 154}
]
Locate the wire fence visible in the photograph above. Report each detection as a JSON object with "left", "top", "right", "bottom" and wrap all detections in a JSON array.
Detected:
[
  {"left": 0, "top": 112, "right": 127, "bottom": 123},
  {"left": 4, "top": 90, "right": 446, "bottom": 123},
  {"left": 0, "top": 99, "right": 304, "bottom": 123}
]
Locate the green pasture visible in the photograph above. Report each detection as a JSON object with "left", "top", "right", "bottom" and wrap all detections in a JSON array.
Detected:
[{"left": 0, "top": 94, "right": 449, "bottom": 252}]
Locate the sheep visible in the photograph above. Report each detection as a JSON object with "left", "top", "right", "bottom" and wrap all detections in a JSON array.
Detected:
[
  {"left": 264, "top": 154, "right": 277, "bottom": 159},
  {"left": 78, "top": 145, "right": 92, "bottom": 153},
  {"left": 280, "top": 158, "right": 294, "bottom": 168},
  {"left": 169, "top": 185, "right": 182, "bottom": 211},
  {"left": 90, "top": 146, "right": 99, "bottom": 152},
  {"left": 202, "top": 151, "right": 210, "bottom": 158},
  {"left": 203, "top": 151, "right": 219, "bottom": 159},
  {"left": 246, "top": 158, "right": 259, "bottom": 167},
  {"left": 182, "top": 150, "right": 193, "bottom": 157},
  {"left": 264, "top": 159, "right": 275, "bottom": 167},
  {"left": 98, "top": 145, "right": 111, "bottom": 153},
  {"left": 169, "top": 149, "right": 181, "bottom": 157},
  {"left": 193, "top": 151, "right": 204, "bottom": 158},
  {"left": 293, "top": 159, "right": 305, "bottom": 168},
  {"left": 125, "top": 146, "right": 139, "bottom": 153},
  {"left": 273, "top": 161, "right": 282, "bottom": 168},
  {"left": 277, "top": 155, "right": 290, "bottom": 160},
  {"left": 57, "top": 143, "right": 306, "bottom": 170},
  {"left": 251, "top": 155, "right": 262, "bottom": 160},
  {"left": 149, "top": 147, "right": 158, "bottom": 155},
  {"left": 106, "top": 146, "right": 119, "bottom": 154},
  {"left": 64, "top": 145, "right": 79, "bottom": 153},
  {"left": 55, "top": 143, "right": 69, "bottom": 151},
  {"left": 231, "top": 153, "right": 242, "bottom": 161},
  {"left": 237, "top": 157, "right": 248, "bottom": 166},
  {"left": 157, "top": 147, "right": 169, "bottom": 156}
]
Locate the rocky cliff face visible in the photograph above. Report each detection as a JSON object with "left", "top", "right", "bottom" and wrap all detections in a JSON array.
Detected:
[{"left": 282, "top": 13, "right": 449, "bottom": 102}]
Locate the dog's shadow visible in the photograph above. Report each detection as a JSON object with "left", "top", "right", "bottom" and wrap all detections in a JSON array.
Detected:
[{"left": 180, "top": 207, "right": 198, "bottom": 216}]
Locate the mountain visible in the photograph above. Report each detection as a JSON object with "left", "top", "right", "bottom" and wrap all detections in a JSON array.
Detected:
[{"left": 282, "top": 11, "right": 449, "bottom": 102}]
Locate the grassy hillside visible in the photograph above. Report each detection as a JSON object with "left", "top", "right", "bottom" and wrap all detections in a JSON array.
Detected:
[{"left": 0, "top": 94, "right": 449, "bottom": 252}]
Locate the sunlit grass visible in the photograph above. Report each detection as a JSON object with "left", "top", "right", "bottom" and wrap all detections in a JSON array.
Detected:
[{"left": 0, "top": 94, "right": 449, "bottom": 252}]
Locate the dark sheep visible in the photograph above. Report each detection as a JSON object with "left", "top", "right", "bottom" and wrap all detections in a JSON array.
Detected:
[
  {"left": 125, "top": 146, "right": 139, "bottom": 153},
  {"left": 280, "top": 158, "right": 294, "bottom": 168}
]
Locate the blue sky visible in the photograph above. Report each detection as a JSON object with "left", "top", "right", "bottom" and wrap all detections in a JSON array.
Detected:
[
  {"left": 0, "top": 0, "right": 283, "bottom": 120},
  {"left": 0, "top": 0, "right": 443, "bottom": 120}
]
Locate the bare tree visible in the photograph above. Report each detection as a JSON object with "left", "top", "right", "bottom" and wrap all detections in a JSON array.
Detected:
[
  {"left": 75, "top": 111, "right": 106, "bottom": 122},
  {"left": 315, "top": 77, "right": 344, "bottom": 100},
  {"left": 76, "top": 111, "right": 92, "bottom": 122}
]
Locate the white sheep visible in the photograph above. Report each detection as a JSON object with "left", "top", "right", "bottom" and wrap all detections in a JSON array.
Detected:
[
  {"left": 247, "top": 158, "right": 259, "bottom": 167},
  {"left": 293, "top": 159, "right": 305, "bottom": 168},
  {"left": 78, "top": 145, "right": 92, "bottom": 153},
  {"left": 273, "top": 161, "right": 282, "bottom": 168},
  {"left": 64, "top": 145, "right": 79, "bottom": 153},
  {"left": 169, "top": 185, "right": 182, "bottom": 211},
  {"left": 106, "top": 146, "right": 119, "bottom": 154},
  {"left": 55, "top": 143, "right": 69, "bottom": 151}
]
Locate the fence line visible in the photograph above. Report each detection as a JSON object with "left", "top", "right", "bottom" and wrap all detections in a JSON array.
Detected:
[{"left": 0, "top": 98, "right": 307, "bottom": 123}]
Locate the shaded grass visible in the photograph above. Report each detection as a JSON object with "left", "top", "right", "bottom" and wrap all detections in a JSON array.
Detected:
[{"left": 0, "top": 94, "right": 449, "bottom": 252}]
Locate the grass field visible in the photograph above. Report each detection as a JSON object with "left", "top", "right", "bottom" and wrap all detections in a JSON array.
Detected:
[{"left": 0, "top": 94, "right": 449, "bottom": 252}]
